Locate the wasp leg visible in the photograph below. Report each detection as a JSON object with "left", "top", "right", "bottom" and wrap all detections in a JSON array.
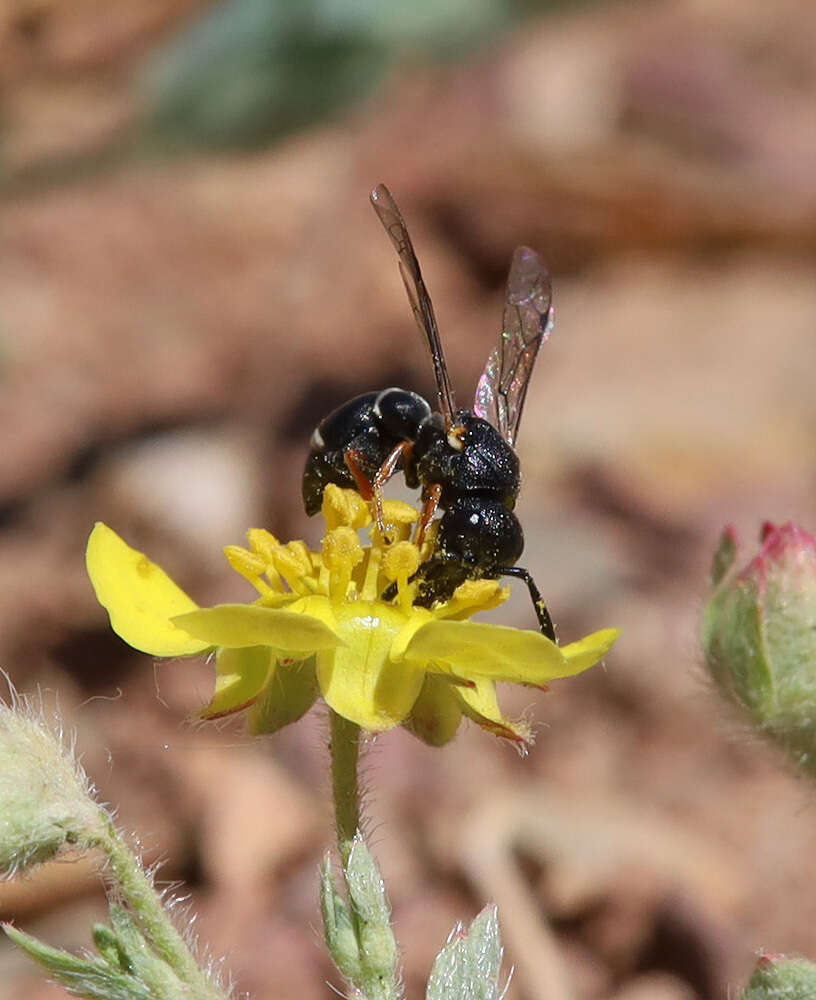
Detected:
[
  {"left": 371, "top": 441, "right": 412, "bottom": 538},
  {"left": 415, "top": 483, "right": 442, "bottom": 549},
  {"left": 343, "top": 449, "right": 375, "bottom": 501},
  {"left": 497, "top": 566, "right": 556, "bottom": 641}
]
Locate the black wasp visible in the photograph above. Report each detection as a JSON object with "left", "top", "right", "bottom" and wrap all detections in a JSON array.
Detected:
[{"left": 302, "top": 184, "right": 556, "bottom": 640}]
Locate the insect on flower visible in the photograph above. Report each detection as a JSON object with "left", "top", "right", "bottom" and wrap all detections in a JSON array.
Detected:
[{"left": 303, "top": 185, "right": 556, "bottom": 639}]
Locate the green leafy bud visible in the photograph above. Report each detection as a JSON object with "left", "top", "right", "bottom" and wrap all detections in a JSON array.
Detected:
[
  {"left": 344, "top": 836, "right": 400, "bottom": 1000},
  {"left": 426, "top": 906, "right": 504, "bottom": 1000},
  {"left": 741, "top": 952, "right": 816, "bottom": 998},
  {"left": 321, "top": 835, "right": 401, "bottom": 1000},
  {"left": 92, "top": 924, "right": 130, "bottom": 972},
  {"left": 5, "top": 903, "right": 210, "bottom": 1000},
  {"left": 0, "top": 694, "right": 104, "bottom": 876},
  {"left": 320, "top": 856, "right": 361, "bottom": 981},
  {"left": 702, "top": 522, "right": 816, "bottom": 775},
  {"left": 3, "top": 922, "right": 155, "bottom": 1000}
]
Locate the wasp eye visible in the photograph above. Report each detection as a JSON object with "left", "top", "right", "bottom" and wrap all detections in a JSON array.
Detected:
[{"left": 446, "top": 425, "right": 466, "bottom": 452}]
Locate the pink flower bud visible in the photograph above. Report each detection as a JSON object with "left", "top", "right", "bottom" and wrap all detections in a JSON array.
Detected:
[
  {"left": 742, "top": 952, "right": 816, "bottom": 997},
  {"left": 702, "top": 522, "right": 816, "bottom": 774}
]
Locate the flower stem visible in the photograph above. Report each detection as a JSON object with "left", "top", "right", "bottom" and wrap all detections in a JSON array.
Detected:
[
  {"left": 329, "top": 710, "right": 361, "bottom": 865},
  {"left": 91, "top": 815, "right": 225, "bottom": 1000}
]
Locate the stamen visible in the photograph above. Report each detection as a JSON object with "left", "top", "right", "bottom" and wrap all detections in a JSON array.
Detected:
[
  {"left": 369, "top": 500, "right": 418, "bottom": 548},
  {"left": 322, "top": 483, "right": 371, "bottom": 531},
  {"left": 246, "top": 528, "right": 284, "bottom": 589},
  {"left": 380, "top": 501, "right": 419, "bottom": 543},
  {"left": 223, "top": 545, "right": 276, "bottom": 597},
  {"left": 224, "top": 545, "right": 265, "bottom": 579},
  {"left": 322, "top": 527, "right": 364, "bottom": 602},
  {"left": 270, "top": 545, "right": 311, "bottom": 596},
  {"left": 360, "top": 546, "right": 383, "bottom": 601},
  {"left": 247, "top": 528, "right": 280, "bottom": 558},
  {"left": 285, "top": 540, "right": 313, "bottom": 575},
  {"left": 432, "top": 579, "right": 509, "bottom": 619},
  {"left": 382, "top": 541, "right": 420, "bottom": 614}
]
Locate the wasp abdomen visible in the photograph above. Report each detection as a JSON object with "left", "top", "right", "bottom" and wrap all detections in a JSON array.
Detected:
[{"left": 436, "top": 497, "right": 524, "bottom": 570}]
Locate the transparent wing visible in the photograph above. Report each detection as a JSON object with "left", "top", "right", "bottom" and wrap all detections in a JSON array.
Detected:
[
  {"left": 474, "top": 246, "right": 553, "bottom": 447},
  {"left": 370, "top": 184, "right": 455, "bottom": 425}
]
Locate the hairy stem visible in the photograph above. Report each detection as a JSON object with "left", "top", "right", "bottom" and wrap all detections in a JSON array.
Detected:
[
  {"left": 91, "top": 816, "right": 225, "bottom": 1000},
  {"left": 329, "top": 710, "right": 361, "bottom": 865}
]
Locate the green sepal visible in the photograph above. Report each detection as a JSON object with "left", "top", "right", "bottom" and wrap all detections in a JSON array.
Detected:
[
  {"left": 200, "top": 646, "right": 273, "bottom": 719},
  {"left": 404, "top": 674, "right": 462, "bottom": 747},
  {"left": 247, "top": 656, "right": 320, "bottom": 735},
  {"left": 702, "top": 574, "right": 772, "bottom": 719},
  {"left": 710, "top": 526, "right": 739, "bottom": 587}
]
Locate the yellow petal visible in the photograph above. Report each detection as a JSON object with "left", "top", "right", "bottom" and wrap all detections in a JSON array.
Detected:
[
  {"left": 248, "top": 657, "right": 320, "bottom": 735},
  {"left": 317, "top": 647, "right": 425, "bottom": 732},
  {"left": 559, "top": 628, "right": 620, "bottom": 675},
  {"left": 403, "top": 619, "right": 571, "bottom": 683},
  {"left": 287, "top": 594, "right": 340, "bottom": 633},
  {"left": 171, "top": 604, "right": 343, "bottom": 651},
  {"left": 86, "top": 522, "right": 210, "bottom": 657},
  {"left": 316, "top": 605, "right": 425, "bottom": 731},
  {"left": 403, "top": 674, "right": 462, "bottom": 747},
  {"left": 388, "top": 606, "right": 434, "bottom": 662},
  {"left": 200, "top": 646, "right": 273, "bottom": 719},
  {"left": 457, "top": 678, "right": 531, "bottom": 745}
]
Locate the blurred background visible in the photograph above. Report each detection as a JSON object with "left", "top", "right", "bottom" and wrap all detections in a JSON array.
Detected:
[{"left": 2, "top": 0, "right": 816, "bottom": 997}]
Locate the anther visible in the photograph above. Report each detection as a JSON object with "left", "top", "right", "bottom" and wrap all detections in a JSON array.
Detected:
[
  {"left": 322, "top": 484, "right": 371, "bottom": 532},
  {"left": 322, "top": 527, "right": 364, "bottom": 602},
  {"left": 223, "top": 545, "right": 276, "bottom": 596},
  {"left": 246, "top": 528, "right": 280, "bottom": 560},
  {"left": 322, "top": 527, "right": 364, "bottom": 574}
]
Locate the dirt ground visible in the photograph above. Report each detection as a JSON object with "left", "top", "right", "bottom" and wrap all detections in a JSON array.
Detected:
[{"left": 2, "top": 1, "right": 816, "bottom": 998}]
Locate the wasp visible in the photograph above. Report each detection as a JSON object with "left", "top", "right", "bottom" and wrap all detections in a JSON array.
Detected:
[{"left": 302, "top": 184, "right": 556, "bottom": 640}]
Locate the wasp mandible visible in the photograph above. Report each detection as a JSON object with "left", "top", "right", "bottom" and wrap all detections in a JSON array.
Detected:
[{"left": 302, "top": 185, "right": 556, "bottom": 640}]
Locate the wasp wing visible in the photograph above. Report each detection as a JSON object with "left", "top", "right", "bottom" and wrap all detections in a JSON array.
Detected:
[
  {"left": 474, "top": 246, "right": 553, "bottom": 447},
  {"left": 370, "top": 184, "right": 456, "bottom": 425}
]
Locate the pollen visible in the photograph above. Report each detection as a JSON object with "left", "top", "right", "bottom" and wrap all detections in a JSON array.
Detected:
[{"left": 322, "top": 483, "right": 371, "bottom": 531}]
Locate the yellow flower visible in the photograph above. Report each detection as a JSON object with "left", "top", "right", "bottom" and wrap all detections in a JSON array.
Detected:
[{"left": 86, "top": 486, "right": 618, "bottom": 747}]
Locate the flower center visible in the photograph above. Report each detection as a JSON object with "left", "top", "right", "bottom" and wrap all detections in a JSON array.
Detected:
[{"left": 224, "top": 484, "right": 430, "bottom": 613}]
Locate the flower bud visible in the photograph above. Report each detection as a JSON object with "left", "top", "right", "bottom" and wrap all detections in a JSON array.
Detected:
[
  {"left": 741, "top": 952, "right": 816, "bottom": 998},
  {"left": 702, "top": 522, "right": 816, "bottom": 774},
  {"left": 426, "top": 906, "right": 504, "bottom": 1000},
  {"left": 319, "top": 836, "right": 401, "bottom": 1000},
  {"left": 0, "top": 694, "right": 103, "bottom": 876}
]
